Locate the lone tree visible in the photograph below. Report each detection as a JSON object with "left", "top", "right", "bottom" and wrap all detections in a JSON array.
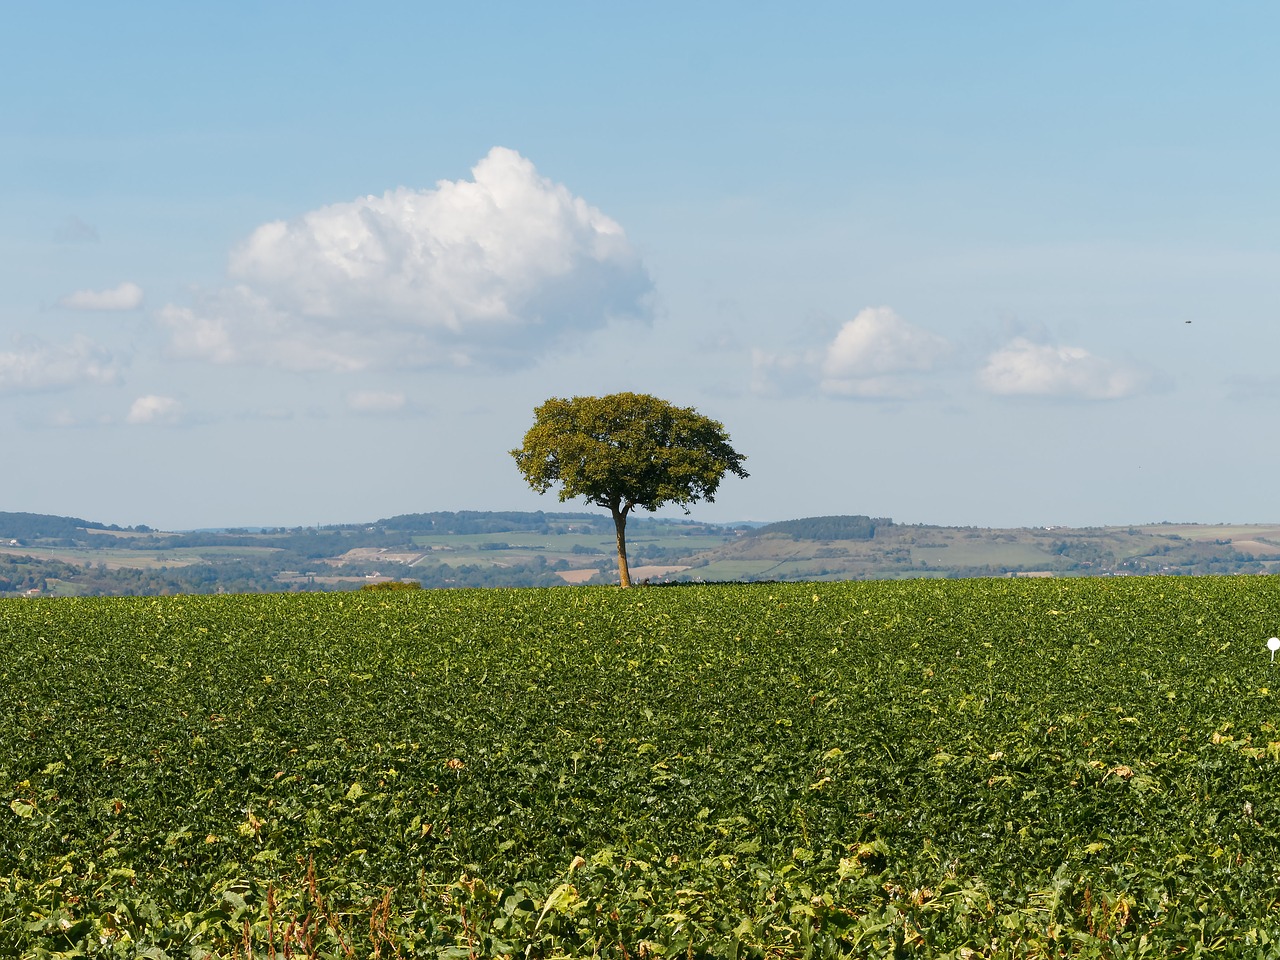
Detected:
[{"left": 512, "top": 392, "right": 748, "bottom": 587}]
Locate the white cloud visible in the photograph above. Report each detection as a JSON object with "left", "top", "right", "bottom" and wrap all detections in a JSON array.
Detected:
[
  {"left": 0, "top": 336, "right": 120, "bottom": 392},
  {"left": 820, "top": 307, "right": 953, "bottom": 397},
  {"left": 753, "top": 307, "right": 953, "bottom": 399},
  {"left": 46, "top": 408, "right": 115, "bottom": 429},
  {"left": 126, "top": 394, "right": 182, "bottom": 425},
  {"left": 347, "top": 390, "right": 406, "bottom": 413},
  {"left": 979, "top": 338, "right": 1146, "bottom": 399},
  {"left": 158, "top": 147, "right": 652, "bottom": 371},
  {"left": 58, "top": 281, "right": 144, "bottom": 311},
  {"left": 156, "top": 303, "right": 237, "bottom": 364},
  {"left": 156, "top": 291, "right": 366, "bottom": 371}
]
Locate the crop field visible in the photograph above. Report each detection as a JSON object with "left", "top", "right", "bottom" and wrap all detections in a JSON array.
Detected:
[{"left": 4, "top": 577, "right": 1280, "bottom": 957}]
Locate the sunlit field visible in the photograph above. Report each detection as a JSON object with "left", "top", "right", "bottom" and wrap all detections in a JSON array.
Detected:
[{"left": 4, "top": 577, "right": 1280, "bottom": 957}]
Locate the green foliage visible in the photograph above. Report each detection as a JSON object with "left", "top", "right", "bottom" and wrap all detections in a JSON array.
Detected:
[
  {"left": 0, "top": 555, "right": 314, "bottom": 598},
  {"left": 376, "top": 510, "right": 611, "bottom": 535},
  {"left": 359, "top": 580, "right": 423, "bottom": 592},
  {"left": 4, "top": 578, "right": 1280, "bottom": 956},
  {"left": 0, "top": 512, "right": 110, "bottom": 541},
  {"left": 511, "top": 393, "right": 747, "bottom": 515},
  {"left": 512, "top": 392, "right": 747, "bottom": 586}
]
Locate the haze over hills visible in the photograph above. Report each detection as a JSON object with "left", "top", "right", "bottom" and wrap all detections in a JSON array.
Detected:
[{"left": 2, "top": 510, "right": 1279, "bottom": 598}]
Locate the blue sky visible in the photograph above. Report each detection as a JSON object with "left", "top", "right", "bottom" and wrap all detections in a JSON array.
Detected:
[{"left": 4, "top": 3, "right": 1278, "bottom": 530}]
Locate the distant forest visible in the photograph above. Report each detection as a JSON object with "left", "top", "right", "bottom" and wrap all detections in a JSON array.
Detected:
[
  {"left": 0, "top": 511, "right": 143, "bottom": 541},
  {"left": 375, "top": 511, "right": 611, "bottom": 535},
  {"left": 376, "top": 511, "right": 723, "bottom": 536},
  {"left": 751, "top": 515, "right": 890, "bottom": 541}
]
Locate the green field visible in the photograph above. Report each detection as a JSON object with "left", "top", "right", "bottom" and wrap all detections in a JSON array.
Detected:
[{"left": 4, "top": 578, "right": 1280, "bottom": 957}]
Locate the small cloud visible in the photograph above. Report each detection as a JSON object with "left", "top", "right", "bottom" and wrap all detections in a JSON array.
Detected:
[
  {"left": 750, "top": 347, "right": 818, "bottom": 396},
  {"left": 819, "top": 307, "right": 953, "bottom": 398},
  {"left": 157, "top": 146, "right": 653, "bottom": 372},
  {"left": 752, "top": 307, "right": 953, "bottom": 399},
  {"left": 157, "top": 302, "right": 231, "bottom": 361},
  {"left": 347, "top": 390, "right": 407, "bottom": 413},
  {"left": 58, "top": 281, "right": 144, "bottom": 311},
  {"left": 46, "top": 408, "right": 114, "bottom": 429},
  {"left": 54, "top": 216, "right": 99, "bottom": 243},
  {"left": 979, "top": 338, "right": 1146, "bottom": 399},
  {"left": 0, "top": 336, "right": 120, "bottom": 392},
  {"left": 126, "top": 394, "right": 182, "bottom": 425}
]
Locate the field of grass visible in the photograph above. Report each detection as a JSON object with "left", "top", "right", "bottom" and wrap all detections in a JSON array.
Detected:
[
  {"left": 691, "top": 558, "right": 786, "bottom": 581},
  {"left": 5, "top": 578, "right": 1280, "bottom": 957},
  {"left": 1134, "top": 525, "right": 1280, "bottom": 542},
  {"left": 0, "top": 542, "right": 284, "bottom": 572},
  {"left": 910, "top": 541, "right": 1057, "bottom": 570},
  {"left": 0, "top": 544, "right": 190, "bottom": 572}
]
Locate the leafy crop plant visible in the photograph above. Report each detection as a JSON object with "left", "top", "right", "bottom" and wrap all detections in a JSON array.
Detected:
[{"left": 3, "top": 576, "right": 1280, "bottom": 956}]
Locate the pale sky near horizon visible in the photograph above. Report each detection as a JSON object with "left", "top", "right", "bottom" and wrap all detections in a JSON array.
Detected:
[{"left": 4, "top": 2, "right": 1278, "bottom": 531}]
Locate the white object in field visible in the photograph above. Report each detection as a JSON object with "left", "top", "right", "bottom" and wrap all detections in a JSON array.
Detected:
[{"left": 1268, "top": 637, "right": 1280, "bottom": 662}]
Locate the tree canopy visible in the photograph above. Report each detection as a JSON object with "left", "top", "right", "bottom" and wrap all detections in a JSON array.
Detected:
[{"left": 511, "top": 392, "right": 748, "bottom": 586}]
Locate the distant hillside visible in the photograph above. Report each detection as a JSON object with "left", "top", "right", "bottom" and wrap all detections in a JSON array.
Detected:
[
  {"left": 750, "top": 515, "right": 890, "bottom": 541},
  {"left": 375, "top": 510, "right": 610, "bottom": 535},
  {"left": 374, "top": 511, "right": 734, "bottom": 537},
  {"left": 0, "top": 512, "right": 116, "bottom": 541},
  {"left": 4, "top": 508, "right": 1280, "bottom": 596},
  {"left": 691, "top": 520, "right": 1280, "bottom": 583}
]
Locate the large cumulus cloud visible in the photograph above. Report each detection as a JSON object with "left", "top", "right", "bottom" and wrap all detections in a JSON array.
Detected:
[{"left": 159, "top": 147, "right": 653, "bottom": 371}]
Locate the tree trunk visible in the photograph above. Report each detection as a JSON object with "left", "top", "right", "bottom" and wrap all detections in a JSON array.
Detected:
[{"left": 611, "top": 506, "right": 632, "bottom": 588}]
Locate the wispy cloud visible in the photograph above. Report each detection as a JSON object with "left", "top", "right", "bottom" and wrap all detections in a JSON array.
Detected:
[
  {"left": 46, "top": 408, "right": 116, "bottom": 429},
  {"left": 157, "top": 147, "right": 653, "bottom": 372},
  {"left": 0, "top": 337, "right": 120, "bottom": 392},
  {"left": 750, "top": 347, "right": 816, "bottom": 397},
  {"left": 126, "top": 394, "right": 182, "bottom": 425},
  {"left": 978, "top": 338, "right": 1147, "bottom": 399},
  {"left": 58, "top": 281, "right": 144, "bottom": 311},
  {"left": 347, "top": 390, "right": 407, "bottom": 414}
]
